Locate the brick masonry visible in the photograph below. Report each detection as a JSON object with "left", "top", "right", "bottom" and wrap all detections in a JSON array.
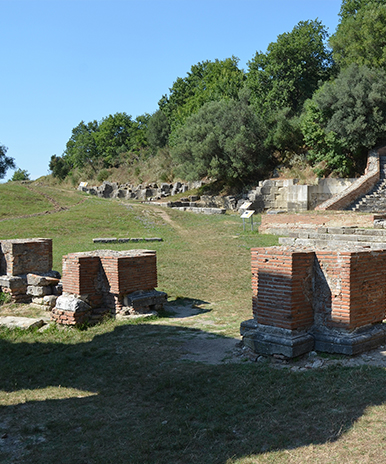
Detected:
[
  {"left": 0, "top": 238, "right": 52, "bottom": 276},
  {"left": 53, "top": 249, "right": 165, "bottom": 325},
  {"left": 0, "top": 238, "right": 60, "bottom": 305},
  {"left": 242, "top": 246, "right": 386, "bottom": 356}
]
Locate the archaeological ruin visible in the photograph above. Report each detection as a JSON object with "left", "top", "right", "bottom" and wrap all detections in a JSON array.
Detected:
[{"left": 0, "top": 238, "right": 166, "bottom": 326}]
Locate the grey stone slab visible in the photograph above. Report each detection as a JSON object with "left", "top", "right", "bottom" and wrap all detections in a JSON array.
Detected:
[
  {"left": 312, "top": 324, "right": 386, "bottom": 355},
  {"left": 93, "top": 238, "right": 118, "bottom": 243},
  {"left": 242, "top": 323, "right": 315, "bottom": 358},
  {"left": 0, "top": 316, "right": 45, "bottom": 330}
]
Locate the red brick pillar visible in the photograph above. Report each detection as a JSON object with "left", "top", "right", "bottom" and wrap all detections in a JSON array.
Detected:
[
  {"left": 252, "top": 247, "right": 314, "bottom": 330},
  {"left": 242, "top": 247, "right": 315, "bottom": 358}
]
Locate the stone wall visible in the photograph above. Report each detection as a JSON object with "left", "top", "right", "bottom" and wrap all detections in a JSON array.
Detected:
[
  {"left": 246, "top": 178, "right": 356, "bottom": 213},
  {"left": 259, "top": 212, "right": 375, "bottom": 235},
  {"left": 242, "top": 246, "right": 386, "bottom": 357},
  {"left": 315, "top": 149, "right": 380, "bottom": 211}
]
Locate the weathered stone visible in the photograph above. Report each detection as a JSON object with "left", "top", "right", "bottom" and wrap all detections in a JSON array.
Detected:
[
  {"left": 27, "top": 285, "right": 52, "bottom": 297},
  {"left": 27, "top": 273, "right": 60, "bottom": 286},
  {"left": 0, "top": 275, "right": 26, "bottom": 290},
  {"left": 43, "top": 295, "right": 58, "bottom": 309},
  {"left": 0, "top": 316, "right": 45, "bottom": 330},
  {"left": 55, "top": 294, "right": 91, "bottom": 313}
]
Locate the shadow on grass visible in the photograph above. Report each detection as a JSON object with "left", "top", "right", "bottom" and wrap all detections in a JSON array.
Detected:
[
  {"left": 163, "top": 297, "right": 212, "bottom": 318},
  {"left": 1, "top": 322, "right": 386, "bottom": 463}
]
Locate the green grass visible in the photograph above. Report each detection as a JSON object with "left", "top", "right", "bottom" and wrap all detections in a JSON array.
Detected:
[{"left": 1, "top": 182, "right": 386, "bottom": 463}]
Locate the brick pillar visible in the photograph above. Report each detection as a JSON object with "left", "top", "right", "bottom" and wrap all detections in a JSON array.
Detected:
[
  {"left": 252, "top": 247, "right": 314, "bottom": 330},
  {"left": 242, "top": 247, "right": 315, "bottom": 357}
]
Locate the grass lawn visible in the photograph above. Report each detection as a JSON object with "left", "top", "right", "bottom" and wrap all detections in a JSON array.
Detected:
[{"left": 1, "top": 183, "right": 386, "bottom": 463}]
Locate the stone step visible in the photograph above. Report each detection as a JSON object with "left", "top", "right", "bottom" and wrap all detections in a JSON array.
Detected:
[
  {"left": 279, "top": 236, "right": 386, "bottom": 250},
  {"left": 271, "top": 227, "right": 386, "bottom": 238}
]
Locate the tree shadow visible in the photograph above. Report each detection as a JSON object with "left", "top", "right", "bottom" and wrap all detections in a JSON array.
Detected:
[
  {"left": 163, "top": 297, "right": 212, "bottom": 318},
  {"left": 1, "top": 322, "right": 386, "bottom": 463}
]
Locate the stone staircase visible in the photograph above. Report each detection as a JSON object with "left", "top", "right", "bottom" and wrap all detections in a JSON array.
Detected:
[
  {"left": 278, "top": 226, "right": 386, "bottom": 250},
  {"left": 348, "top": 155, "right": 386, "bottom": 212}
]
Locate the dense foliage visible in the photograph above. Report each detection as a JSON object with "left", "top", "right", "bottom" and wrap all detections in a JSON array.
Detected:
[
  {"left": 302, "top": 64, "right": 386, "bottom": 176},
  {"left": 48, "top": 0, "right": 386, "bottom": 186},
  {"left": 10, "top": 168, "right": 30, "bottom": 181},
  {"left": 171, "top": 92, "right": 270, "bottom": 185},
  {"left": 0, "top": 145, "right": 15, "bottom": 180},
  {"left": 330, "top": 0, "right": 386, "bottom": 69},
  {"left": 247, "top": 20, "right": 335, "bottom": 116}
]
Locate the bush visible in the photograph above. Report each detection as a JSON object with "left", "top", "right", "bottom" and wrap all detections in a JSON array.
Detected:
[{"left": 97, "top": 169, "right": 110, "bottom": 183}]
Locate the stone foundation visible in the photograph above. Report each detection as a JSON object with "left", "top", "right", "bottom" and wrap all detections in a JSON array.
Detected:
[{"left": 242, "top": 246, "right": 386, "bottom": 357}]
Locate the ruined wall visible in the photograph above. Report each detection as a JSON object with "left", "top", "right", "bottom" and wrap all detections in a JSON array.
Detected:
[
  {"left": 259, "top": 212, "right": 374, "bottom": 235},
  {"left": 0, "top": 238, "right": 52, "bottom": 276},
  {"left": 244, "top": 246, "right": 386, "bottom": 356},
  {"left": 55, "top": 249, "right": 165, "bottom": 325}
]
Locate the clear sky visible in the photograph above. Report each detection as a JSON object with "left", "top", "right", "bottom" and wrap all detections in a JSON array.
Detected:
[{"left": 1, "top": 0, "right": 342, "bottom": 181}]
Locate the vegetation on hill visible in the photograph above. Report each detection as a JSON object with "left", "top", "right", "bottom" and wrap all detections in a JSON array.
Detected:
[{"left": 47, "top": 0, "right": 386, "bottom": 189}]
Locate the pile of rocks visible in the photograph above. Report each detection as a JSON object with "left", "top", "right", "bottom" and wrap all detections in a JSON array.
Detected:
[{"left": 26, "top": 272, "right": 62, "bottom": 310}]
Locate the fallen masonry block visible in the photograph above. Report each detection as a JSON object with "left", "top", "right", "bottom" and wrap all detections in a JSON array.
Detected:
[
  {"left": 92, "top": 237, "right": 163, "bottom": 243},
  {"left": 0, "top": 316, "right": 45, "bottom": 330},
  {"left": 119, "top": 289, "right": 168, "bottom": 317},
  {"left": 51, "top": 294, "right": 92, "bottom": 326}
]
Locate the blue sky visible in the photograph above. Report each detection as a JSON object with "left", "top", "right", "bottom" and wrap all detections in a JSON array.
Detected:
[{"left": 1, "top": 0, "right": 342, "bottom": 181}]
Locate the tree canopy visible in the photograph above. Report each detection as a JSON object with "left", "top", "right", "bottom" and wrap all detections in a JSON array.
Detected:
[
  {"left": 171, "top": 92, "right": 270, "bottom": 185},
  {"left": 159, "top": 57, "right": 245, "bottom": 131},
  {"left": 247, "top": 20, "right": 335, "bottom": 116},
  {"left": 330, "top": 0, "right": 386, "bottom": 69},
  {"left": 0, "top": 145, "right": 16, "bottom": 180},
  {"left": 49, "top": 1, "right": 386, "bottom": 186},
  {"left": 301, "top": 64, "right": 386, "bottom": 176},
  {"left": 10, "top": 168, "right": 30, "bottom": 181},
  {"left": 60, "top": 112, "right": 150, "bottom": 174}
]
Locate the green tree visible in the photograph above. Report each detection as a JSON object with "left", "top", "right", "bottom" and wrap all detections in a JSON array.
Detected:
[
  {"left": 96, "top": 113, "right": 135, "bottom": 166},
  {"left": 49, "top": 155, "right": 71, "bottom": 180},
  {"left": 171, "top": 92, "right": 270, "bottom": 185},
  {"left": 10, "top": 168, "right": 30, "bottom": 181},
  {"left": 159, "top": 57, "right": 245, "bottom": 131},
  {"left": 0, "top": 145, "right": 16, "bottom": 179},
  {"left": 301, "top": 64, "right": 386, "bottom": 176},
  {"left": 247, "top": 20, "right": 335, "bottom": 116},
  {"left": 147, "top": 110, "right": 170, "bottom": 153},
  {"left": 330, "top": 1, "right": 386, "bottom": 69},
  {"left": 65, "top": 120, "right": 100, "bottom": 171}
]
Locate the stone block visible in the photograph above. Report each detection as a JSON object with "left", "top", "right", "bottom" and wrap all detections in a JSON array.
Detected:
[
  {"left": 27, "top": 273, "right": 60, "bottom": 286},
  {"left": 27, "top": 285, "right": 52, "bottom": 297},
  {"left": 55, "top": 294, "right": 91, "bottom": 313},
  {"left": 0, "top": 275, "right": 27, "bottom": 290}
]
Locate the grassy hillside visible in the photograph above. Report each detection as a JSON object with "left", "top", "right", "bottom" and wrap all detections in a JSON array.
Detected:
[{"left": 1, "top": 183, "right": 386, "bottom": 464}]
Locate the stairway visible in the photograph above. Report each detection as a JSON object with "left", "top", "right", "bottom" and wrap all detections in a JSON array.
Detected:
[{"left": 348, "top": 155, "right": 386, "bottom": 212}]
